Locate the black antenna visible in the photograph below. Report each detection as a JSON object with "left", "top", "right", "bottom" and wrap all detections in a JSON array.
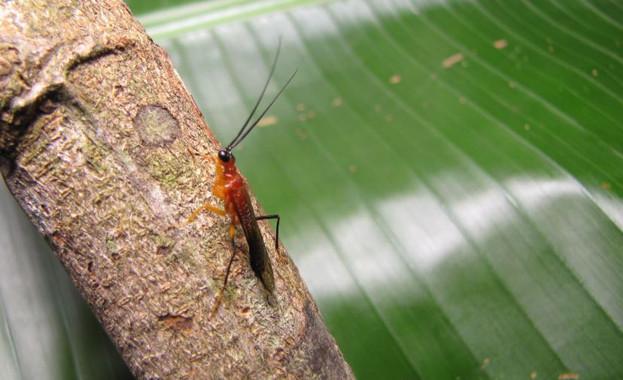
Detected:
[
  {"left": 226, "top": 39, "right": 282, "bottom": 151},
  {"left": 228, "top": 69, "right": 297, "bottom": 151}
]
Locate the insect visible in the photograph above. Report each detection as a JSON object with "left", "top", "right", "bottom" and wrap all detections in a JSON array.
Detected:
[{"left": 188, "top": 42, "right": 296, "bottom": 315}]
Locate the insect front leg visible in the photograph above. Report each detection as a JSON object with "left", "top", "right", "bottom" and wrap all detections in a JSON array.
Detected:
[
  {"left": 187, "top": 202, "right": 226, "bottom": 223},
  {"left": 256, "top": 214, "right": 280, "bottom": 251}
]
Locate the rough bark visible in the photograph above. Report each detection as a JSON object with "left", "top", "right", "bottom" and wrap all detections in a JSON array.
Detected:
[{"left": 0, "top": 1, "right": 353, "bottom": 379}]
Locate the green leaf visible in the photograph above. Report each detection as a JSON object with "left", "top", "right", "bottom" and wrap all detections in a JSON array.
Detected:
[{"left": 2, "top": 0, "right": 622, "bottom": 379}]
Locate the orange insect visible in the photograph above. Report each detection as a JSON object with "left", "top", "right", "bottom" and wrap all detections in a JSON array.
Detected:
[{"left": 188, "top": 43, "right": 296, "bottom": 315}]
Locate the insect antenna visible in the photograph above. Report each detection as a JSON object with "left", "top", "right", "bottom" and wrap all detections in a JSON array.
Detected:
[
  {"left": 227, "top": 69, "right": 297, "bottom": 151},
  {"left": 226, "top": 40, "right": 282, "bottom": 151}
]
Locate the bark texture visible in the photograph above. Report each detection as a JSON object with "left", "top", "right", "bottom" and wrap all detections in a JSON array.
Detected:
[{"left": 0, "top": 1, "right": 353, "bottom": 379}]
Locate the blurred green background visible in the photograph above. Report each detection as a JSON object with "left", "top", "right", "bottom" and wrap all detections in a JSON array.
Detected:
[{"left": 1, "top": 0, "right": 622, "bottom": 379}]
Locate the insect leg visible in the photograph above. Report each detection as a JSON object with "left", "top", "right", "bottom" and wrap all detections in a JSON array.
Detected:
[
  {"left": 256, "top": 214, "right": 280, "bottom": 251},
  {"left": 210, "top": 225, "right": 238, "bottom": 318},
  {"left": 187, "top": 202, "right": 226, "bottom": 223},
  {"left": 222, "top": 224, "right": 237, "bottom": 289}
]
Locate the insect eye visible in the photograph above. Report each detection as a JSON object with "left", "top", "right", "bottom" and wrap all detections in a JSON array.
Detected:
[{"left": 218, "top": 150, "right": 231, "bottom": 162}]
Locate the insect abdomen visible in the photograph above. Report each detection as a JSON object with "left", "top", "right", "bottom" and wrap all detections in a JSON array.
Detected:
[{"left": 233, "top": 186, "right": 275, "bottom": 294}]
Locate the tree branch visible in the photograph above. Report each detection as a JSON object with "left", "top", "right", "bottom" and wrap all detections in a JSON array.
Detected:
[{"left": 0, "top": 1, "right": 353, "bottom": 378}]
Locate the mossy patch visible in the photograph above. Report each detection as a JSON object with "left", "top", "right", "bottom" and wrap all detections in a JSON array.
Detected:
[
  {"left": 133, "top": 105, "right": 179, "bottom": 147},
  {"left": 144, "top": 148, "right": 193, "bottom": 191}
]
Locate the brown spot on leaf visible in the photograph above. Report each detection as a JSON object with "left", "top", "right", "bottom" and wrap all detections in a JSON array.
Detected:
[
  {"left": 493, "top": 39, "right": 508, "bottom": 49},
  {"left": 442, "top": 53, "right": 464, "bottom": 69},
  {"left": 558, "top": 373, "right": 579, "bottom": 380},
  {"left": 480, "top": 357, "right": 491, "bottom": 369},
  {"left": 257, "top": 115, "right": 278, "bottom": 127},
  {"left": 389, "top": 74, "right": 401, "bottom": 84},
  {"left": 134, "top": 105, "right": 179, "bottom": 147}
]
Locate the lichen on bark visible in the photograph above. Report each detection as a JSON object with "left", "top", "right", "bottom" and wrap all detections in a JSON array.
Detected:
[{"left": 0, "top": 1, "right": 353, "bottom": 378}]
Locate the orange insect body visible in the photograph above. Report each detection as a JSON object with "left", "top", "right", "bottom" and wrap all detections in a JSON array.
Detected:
[
  {"left": 212, "top": 154, "right": 242, "bottom": 222},
  {"left": 189, "top": 40, "right": 295, "bottom": 314},
  {"left": 213, "top": 155, "right": 275, "bottom": 296}
]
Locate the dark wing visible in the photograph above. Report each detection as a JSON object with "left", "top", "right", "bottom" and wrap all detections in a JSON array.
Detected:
[{"left": 233, "top": 187, "right": 275, "bottom": 295}]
